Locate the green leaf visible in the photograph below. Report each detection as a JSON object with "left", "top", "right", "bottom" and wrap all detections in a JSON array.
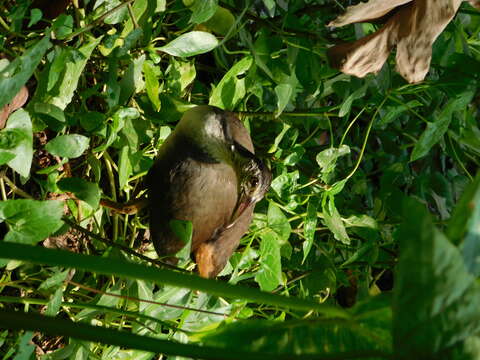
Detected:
[
  {"left": 262, "top": 0, "right": 276, "bottom": 17},
  {"left": 338, "top": 84, "right": 367, "bottom": 118},
  {"left": 118, "top": 146, "right": 132, "bottom": 190},
  {"left": 158, "top": 31, "right": 219, "bottom": 58},
  {"left": 202, "top": 6, "right": 235, "bottom": 36},
  {"left": 322, "top": 195, "right": 350, "bottom": 245},
  {"left": 268, "top": 122, "right": 291, "bottom": 154},
  {"left": 377, "top": 99, "right": 423, "bottom": 127},
  {"left": 0, "top": 200, "right": 64, "bottom": 245},
  {"left": 33, "top": 102, "right": 66, "bottom": 130},
  {"left": 0, "top": 242, "right": 349, "bottom": 317},
  {"left": 0, "top": 109, "right": 33, "bottom": 178},
  {"left": 57, "top": 177, "right": 101, "bottom": 209},
  {"left": 302, "top": 199, "right": 318, "bottom": 263},
  {"left": 267, "top": 202, "right": 291, "bottom": 243},
  {"left": 40, "top": 36, "right": 102, "bottom": 110},
  {"left": 52, "top": 14, "right": 74, "bottom": 39},
  {"left": 14, "top": 331, "right": 35, "bottom": 360},
  {"left": 143, "top": 60, "right": 161, "bottom": 111},
  {"left": 274, "top": 83, "right": 293, "bottom": 117},
  {"left": 167, "top": 58, "right": 196, "bottom": 95},
  {"left": 190, "top": 0, "right": 218, "bottom": 24},
  {"left": 456, "top": 173, "right": 480, "bottom": 276},
  {"left": 393, "top": 200, "right": 480, "bottom": 359},
  {"left": 255, "top": 230, "right": 282, "bottom": 292},
  {"left": 44, "top": 286, "right": 64, "bottom": 316},
  {"left": 119, "top": 54, "right": 145, "bottom": 104},
  {"left": 316, "top": 145, "right": 350, "bottom": 183},
  {"left": 201, "top": 297, "right": 391, "bottom": 356},
  {"left": 209, "top": 56, "right": 252, "bottom": 109},
  {"left": 447, "top": 172, "right": 480, "bottom": 245},
  {"left": 28, "top": 8, "right": 43, "bottom": 28},
  {"left": 0, "top": 36, "right": 51, "bottom": 109},
  {"left": 0, "top": 309, "right": 352, "bottom": 360},
  {"left": 45, "top": 134, "right": 89, "bottom": 159},
  {"left": 411, "top": 92, "right": 474, "bottom": 162}
]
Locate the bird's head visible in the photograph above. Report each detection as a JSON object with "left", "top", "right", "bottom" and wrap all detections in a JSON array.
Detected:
[
  {"left": 176, "top": 105, "right": 271, "bottom": 203},
  {"left": 175, "top": 105, "right": 238, "bottom": 164}
]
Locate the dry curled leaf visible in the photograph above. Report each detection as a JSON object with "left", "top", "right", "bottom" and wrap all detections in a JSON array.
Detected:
[
  {"left": 328, "top": 0, "right": 472, "bottom": 83},
  {"left": 0, "top": 86, "right": 29, "bottom": 129},
  {"left": 328, "top": 0, "right": 412, "bottom": 27}
]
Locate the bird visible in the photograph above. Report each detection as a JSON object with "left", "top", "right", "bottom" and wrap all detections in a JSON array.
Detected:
[{"left": 146, "top": 105, "right": 271, "bottom": 278}]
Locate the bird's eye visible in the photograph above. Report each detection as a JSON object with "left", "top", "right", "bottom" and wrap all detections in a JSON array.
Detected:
[{"left": 251, "top": 178, "right": 259, "bottom": 187}]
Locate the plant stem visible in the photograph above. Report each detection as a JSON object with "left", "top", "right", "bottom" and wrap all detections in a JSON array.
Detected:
[
  {"left": 103, "top": 152, "right": 119, "bottom": 242},
  {"left": 63, "top": 0, "right": 136, "bottom": 41},
  {"left": 0, "top": 172, "right": 34, "bottom": 199},
  {"left": 62, "top": 216, "right": 184, "bottom": 272}
]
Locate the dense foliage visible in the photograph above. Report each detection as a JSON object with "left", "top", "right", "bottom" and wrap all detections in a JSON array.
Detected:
[{"left": 0, "top": 0, "right": 480, "bottom": 359}]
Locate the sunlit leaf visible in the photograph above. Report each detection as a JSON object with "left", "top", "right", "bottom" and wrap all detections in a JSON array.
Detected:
[
  {"left": 0, "top": 109, "right": 33, "bottom": 177},
  {"left": 158, "top": 31, "right": 218, "bottom": 58},
  {"left": 255, "top": 230, "right": 282, "bottom": 291},
  {"left": 0, "top": 200, "right": 64, "bottom": 246},
  {"left": 209, "top": 56, "right": 252, "bottom": 109},
  {"left": 45, "top": 134, "right": 89, "bottom": 159}
]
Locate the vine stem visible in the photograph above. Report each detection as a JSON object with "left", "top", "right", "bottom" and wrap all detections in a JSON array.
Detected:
[
  {"left": 0, "top": 172, "right": 34, "bottom": 199},
  {"left": 61, "top": 216, "right": 184, "bottom": 272},
  {"left": 103, "top": 151, "right": 119, "bottom": 242},
  {"left": 68, "top": 280, "right": 229, "bottom": 318},
  {"left": 344, "top": 97, "right": 388, "bottom": 182},
  {"left": 63, "top": 0, "right": 136, "bottom": 41}
]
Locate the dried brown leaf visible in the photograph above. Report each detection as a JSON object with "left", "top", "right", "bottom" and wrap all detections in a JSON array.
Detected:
[
  {"left": 328, "top": 0, "right": 412, "bottom": 27},
  {"left": 328, "top": 16, "right": 400, "bottom": 78},
  {"left": 395, "top": 0, "right": 463, "bottom": 83},
  {"left": 467, "top": 0, "right": 480, "bottom": 8},
  {"left": 328, "top": 0, "right": 466, "bottom": 83},
  {"left": 0, "top": 86, "right": 29, "bottom": 129}
]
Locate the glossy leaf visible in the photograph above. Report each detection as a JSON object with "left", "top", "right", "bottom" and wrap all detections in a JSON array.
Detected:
[
  {"left": 158, "top": 31, "right": 218, "bottom": 58},
  {"left": 45, "top": 134, "right": 89, "bottom": 159},
  {"left": 143, "top": 60, "right": 161, "bottom": 111},
  {"left": 255, "top": 230, "right": 282, "bottom": 292},
  {"left": 0, "top": 109, "right": 33, "bottom": 177},
  {"left": 209, "top": 56, "right": 253, "bottom": 109},
  {"left": 267, "top": 202, "right": 291, "bottom": 243},
  {"left": 302, "top": 199, "right": 318, "bottom": 263},
  {"left": 0, "top": 200, "right": 64, "bottom": 246},
  {"left": 275, "top": 83, "right": 293, "bottom": 117},
  {"left": 322, "top": 195, "right": 350, "bottom": 245},
  {"left": 41, "top": 37, "right": 102, "bottom": 110}
]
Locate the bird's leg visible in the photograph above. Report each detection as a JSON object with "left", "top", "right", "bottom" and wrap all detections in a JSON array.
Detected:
[{"left": 100, "top": 197, "right": 149, "bottom": 215}]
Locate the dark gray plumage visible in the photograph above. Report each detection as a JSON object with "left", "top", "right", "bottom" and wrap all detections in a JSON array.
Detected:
[{"left": 146, "top": 106, "right": 271, "bottom": 278}]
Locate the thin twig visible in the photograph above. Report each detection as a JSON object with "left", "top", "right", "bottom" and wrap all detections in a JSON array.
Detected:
[
  {"left": 0, "top": 172, "right": 34, "bottom": 199},
  {"left": 61, "top": 216, "right": 187, "bottom": 272},
  {"left": 63, "top": 0, "right": 136, "bottom": 41},
  {"left": 237, "top": 108, "right": 338, "bottom": 119},
  {"left": 127, "top": 3, "right": 139, "bottom": 29},
  {"left": 68, "top": 280, "right": 230, "bottom": 318}
]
